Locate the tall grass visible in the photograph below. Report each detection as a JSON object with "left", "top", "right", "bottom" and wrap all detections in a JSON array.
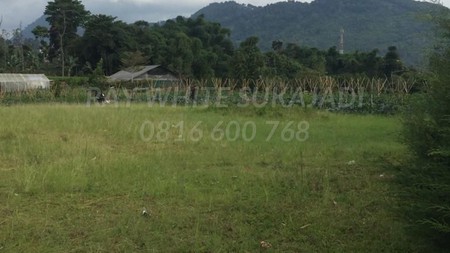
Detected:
[{"left": 0, "top": 104, "right": 416, "bottom": 251}]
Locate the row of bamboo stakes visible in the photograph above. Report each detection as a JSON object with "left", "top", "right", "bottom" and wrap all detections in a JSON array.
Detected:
[
  {"left": 0, "top": 76, "right": 426, "bottom": 97},
  {"left": 147, "top": 76, "right": 425, "bottom": 95}
]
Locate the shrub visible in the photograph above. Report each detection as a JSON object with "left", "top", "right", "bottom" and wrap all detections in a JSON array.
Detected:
[{"left": 399, "top": 22, "right": 450, "bottom": 249}]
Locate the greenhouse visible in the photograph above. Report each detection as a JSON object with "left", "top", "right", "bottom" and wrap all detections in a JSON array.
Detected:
[{"left": 0, "top": 74, "right": 51, "bottom": 92}]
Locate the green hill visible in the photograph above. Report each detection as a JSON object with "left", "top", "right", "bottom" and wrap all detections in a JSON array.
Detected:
[
  {"left": 193, "top": 0, "right": 446, "bottom": 67},
  {"left": 22, "top": 15, "right": 48, "bottom": 39}
]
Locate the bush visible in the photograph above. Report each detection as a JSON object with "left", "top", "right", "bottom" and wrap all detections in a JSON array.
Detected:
[{"left": 399, "top": 31, "right": 450, "bottom": 249}]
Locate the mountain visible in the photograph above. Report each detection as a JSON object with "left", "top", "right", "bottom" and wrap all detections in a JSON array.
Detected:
[
  {"left": 192, "top": 0, "right": 447, "bottom": 67},
  {"left": 21, "top": 15, "right": 87, "bottom": 40},
  {"left": 21, "top": 0, "right": 445, "bottom": 67},
  {"left": 22, "top": 15, "right": 49, "bottom": 39}
]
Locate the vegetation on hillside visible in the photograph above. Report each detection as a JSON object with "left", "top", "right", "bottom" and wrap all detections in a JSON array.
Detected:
[
  {"left": 193, "top": 0, "right": 446, "bottom": 66},
  {"left": 0, "top": 0, "right": 432, "bottom": 81}
]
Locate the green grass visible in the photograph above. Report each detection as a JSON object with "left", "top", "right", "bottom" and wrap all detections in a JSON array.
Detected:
[{"left": 0, "top": 104, "right": 413, "bottom": 252}]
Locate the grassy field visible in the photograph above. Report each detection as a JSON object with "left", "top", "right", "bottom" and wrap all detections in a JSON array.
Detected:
[{"left": 0, "top": 104, "right": 413, "bottom": 252}]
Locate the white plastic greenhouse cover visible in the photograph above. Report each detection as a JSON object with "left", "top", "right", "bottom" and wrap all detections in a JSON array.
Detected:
[{"left": 0, "top": 74, "right": 51, "bottom": 92}]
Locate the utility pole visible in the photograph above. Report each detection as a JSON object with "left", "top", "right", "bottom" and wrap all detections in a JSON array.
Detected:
[
  {"left": 0, "top": 16, "right": 9, "bottom": 69},
  {"left": 0, "top": 16, "right": 4, "bottom": 68},
  {"left": 19, "top": 22, "right": 24, "bottom": 72},
  {"left": 59, "top": 8, "right": 67, "bottom": 77},
  {"left": 339, "top": 28, "right": 344, "bottom": 55}
]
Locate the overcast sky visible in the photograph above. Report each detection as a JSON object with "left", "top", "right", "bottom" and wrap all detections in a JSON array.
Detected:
[{"left": 0, "top": 0, "right": 448, "bottom": 32}]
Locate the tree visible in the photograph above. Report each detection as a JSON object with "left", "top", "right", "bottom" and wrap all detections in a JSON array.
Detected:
[
  {"left": 32, "top": 26, "right": 49, "bottom": 40},
  {"left": 11, "top": 25, "right": 26, "bottom": 72},
  {"left": 231, "top": 36, "right": 265, "bottom": 80},
  {"left": 66, "top": 55, "right": 78, "bottom": 76},
  {"left": 166, "top": 32, "right": 194, "bottom": 77},
  {"left": 264, "top": 51, "right": 302, "bottom": 79},
  {"left": 383, "top": 46, "right": 403, "bottom": 77},
  {"left": 45, "top": 0, "right": 90, "bottom": 76},
  {"left": 272, "top": 40, "right": 283, "bottom": 52},
  {"left": 283, "top": 43, "right": 326, "bottom": 74},
  {"left": 32, "top": 26, "right": 50, "bottom": 63},
  {"left": 325, "top": 46, "right": 344, "bottom": 75},
  {"left": 361, "top": 49, "right": 382, "bottom": 77},
  {"left": 121, "top": 51, "right": 149, "bottom": 69},
  {"left": 79, "top": 15, "right": 133, "bottom": 75},
  {"left": 143, "top": 30, "right": 167, "bottom": 65},
  {"left": 182, "top": 15, "right": 234, "bottom": 78},
  {"left": 0, "top": 37, "right": 6, "bottom": 71},
  {"left": 191, "top": 48, "right": 216, "bottom": 79},
  {"left": 400, "top": 10, "right": 450, "bottom": 250}
]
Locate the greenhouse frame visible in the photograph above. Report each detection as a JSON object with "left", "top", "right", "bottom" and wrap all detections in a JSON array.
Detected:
[{"left": 0, "top": 74, "right": 51, "bottom": 92}]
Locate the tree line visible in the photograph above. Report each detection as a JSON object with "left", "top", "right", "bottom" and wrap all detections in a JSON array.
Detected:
[{"left": 0, "top": 0, "right": 407, "bottom": 80}]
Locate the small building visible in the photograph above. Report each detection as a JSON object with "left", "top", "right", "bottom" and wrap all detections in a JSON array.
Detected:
[
  {"left": 108, "top": 65, "right": 179, "bottom": 83},
  {"left": 0, "top": 73, "right": 51, "bottom": 92}
]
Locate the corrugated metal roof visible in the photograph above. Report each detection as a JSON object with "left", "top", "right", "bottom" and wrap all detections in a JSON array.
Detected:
[
  {"left": 108, "top": 65, "right": 161, "bottom": 81},
  {"left": 109, "top": 70, "right": 132, "bottom": 81},
  {"left": 133, "top": 65, "right": 160, "bottom": 79},
  {"left": 108, "top": 65, "right": 180, "bottom": 82}
]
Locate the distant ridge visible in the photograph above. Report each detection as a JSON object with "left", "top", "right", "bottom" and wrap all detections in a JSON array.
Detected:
[
  {"left": 20, "top": 0, "right": 447, "bottom": 67},
  {"left": 192, "top": 0, "right": 447, "bottom": 66},
  {"left": 22, "top": 15, "right": 48, "bottom": 39}
]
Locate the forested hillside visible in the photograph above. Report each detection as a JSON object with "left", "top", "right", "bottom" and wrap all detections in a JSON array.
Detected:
[
  {"left": 1, "top": 0, "right": 443, "bottom": 79},
  {"left": 193, "top": 0, "right": 446, "bottom": 66}
]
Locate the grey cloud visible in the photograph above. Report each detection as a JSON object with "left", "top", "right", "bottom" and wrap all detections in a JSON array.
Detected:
[
  {"left": 85, "top": 1, "right": 200, "bottom": 23},
  {"left": 1, "top": 0, "right": 44, "bottom": 31}
]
